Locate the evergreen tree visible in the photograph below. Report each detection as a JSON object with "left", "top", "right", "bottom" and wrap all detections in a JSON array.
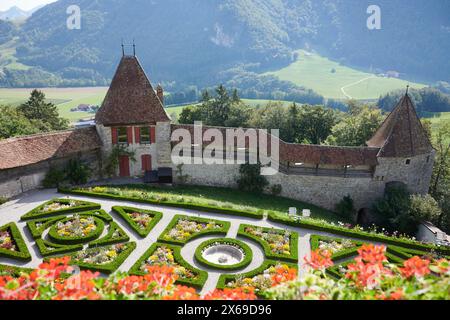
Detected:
[{"left": 18, "top": 90, "right": 69, "bottom": 132}]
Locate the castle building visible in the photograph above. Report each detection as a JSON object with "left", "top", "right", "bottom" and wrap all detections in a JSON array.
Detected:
[{"left": 0, "top": 53, "right": 435, "bottom": 215}]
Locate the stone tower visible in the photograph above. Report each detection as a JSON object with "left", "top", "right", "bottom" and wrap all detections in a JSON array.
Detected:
[
  {"left": 95, "top": 53, "right": 171, "bottom": 177},
  {"left": 367, "top": 92, "right": 435, "bottom": 194}
]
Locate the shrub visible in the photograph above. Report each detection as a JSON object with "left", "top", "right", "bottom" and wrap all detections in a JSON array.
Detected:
[
  {"left": 372, "top": 184, "right": 417, "bottom": 235},
  {"left": 237, "top": 163, "right": 269, "bottom": 194},
  {"left": 409, "top": 194, "right": 442, "bottom": 226},
  {"left": 335, "top": 195, "right": 356, "bottom": 221},
  {"left": 270, "top": 184, "right": 282, "bottom": 196},
  {"left": 65, "top": 159, "right": 91, "bottom": 185},
  {"left": 42, "top": 167, "right": 66, "bottom": 188},
  {"left": 0, "top": 197, "right": 7, "bottom": 205}
]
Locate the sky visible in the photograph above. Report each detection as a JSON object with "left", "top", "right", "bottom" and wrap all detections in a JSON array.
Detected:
[{"left": 0, "top": 0, "right": 58, "bottom": 11}]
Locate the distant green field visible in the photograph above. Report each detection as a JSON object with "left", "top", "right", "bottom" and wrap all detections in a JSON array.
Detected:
[
  {"left": 425, "top": 112, "right": 450, "bottom": 144},
  {"left": 266, "top": 50, "right": 427, "bottom": 100}
]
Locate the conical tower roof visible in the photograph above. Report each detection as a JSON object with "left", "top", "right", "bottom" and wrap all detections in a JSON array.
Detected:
[
  {"left": 367, "top": 93, "right": 433, "bottom": 157},
  {"left": 96, "top": 55, "right": 170, "bottom": 126}
]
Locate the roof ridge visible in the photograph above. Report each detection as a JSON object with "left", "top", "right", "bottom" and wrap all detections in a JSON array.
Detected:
[{"left": 0, "top": 128, "right": 87, "bottom": 145}]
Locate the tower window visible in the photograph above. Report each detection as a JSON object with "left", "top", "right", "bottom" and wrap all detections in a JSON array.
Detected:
[
  {"left": 117, "top": 127, "right": 128, "bottom": 144},
  {"left": 426, "top": 156, "right": 430, "bottom": 163},
  {"left": 405, "top": 159, "right": 411, "bottom": 165}
]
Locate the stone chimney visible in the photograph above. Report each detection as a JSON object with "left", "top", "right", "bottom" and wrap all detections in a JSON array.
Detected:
[{"left": 156, "top": 84, "right": 164, "bottom": 106}]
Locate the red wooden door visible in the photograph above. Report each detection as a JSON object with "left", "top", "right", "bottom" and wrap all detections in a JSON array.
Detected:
[
  {"left": 119, "top": 156, "right": 130, "bottom": 177},
  {"left": 142, "top": 155, "right": 152, "bottom": 172}
]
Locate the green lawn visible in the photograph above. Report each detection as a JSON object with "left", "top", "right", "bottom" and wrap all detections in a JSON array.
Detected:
[
  {"left": 425, "top": 112, "right": 450, "bottom": 144},
  {"left": 86, "top": 184, "right": 343, "bottom": 223},
  {"left": 266, "top": 50, "right": 427, "bottom": 100}
]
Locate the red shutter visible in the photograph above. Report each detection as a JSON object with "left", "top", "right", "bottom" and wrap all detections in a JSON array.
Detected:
[
  {"left": 127, "top": 127, "right": 133, "bottom": 144},
  {"left": 134, "top": 127, "right": 141, "bottom": 144},
  {"left": 141, "top": 155, "right": 152, "bottom": 171},
  {"left": 111, "top": 128, "right": 118, "bottom": 144},
  {"left": 150, "top": 127, "right": 156, "bottom": 144}
]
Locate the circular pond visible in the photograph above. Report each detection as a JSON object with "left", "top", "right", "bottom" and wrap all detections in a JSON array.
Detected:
[{"left": 195, "top": 238, "right": 252, "bottom": 270}]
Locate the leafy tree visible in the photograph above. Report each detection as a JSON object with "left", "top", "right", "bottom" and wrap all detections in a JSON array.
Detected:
[
  {"left": 335, "top": 195, "right": 356, "bottom": 221},
  {"left": 65, "top": 159, "right": 91, "bottom": 185},
  {"left": 296, "top": 105, "right": 336, "bottom": 144},
  {"left": 409, "top": 194, "right": 442, "bottom": 227},
  {"left": 42, "top": 167, "right": 66, "bottom": 188},
  {"left": 326, "top": 105, "right": 384, "bottom": 146},
  {"left": 430, "top": 123, "right": 450, "bottom": 198},
  {"left": 372, "top": 184, "right": 416, "bottom": 235},
  {"left": 17, "top": 90, "right": 69, "bottom": 132},
  {"left": 237, "top": 163, "right": 269, "bottom": 194},
  {"left": 0, "top": 105, "right": 40, "bottom": 139}
]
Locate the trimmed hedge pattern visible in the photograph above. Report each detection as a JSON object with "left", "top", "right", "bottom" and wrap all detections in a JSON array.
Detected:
[
  {"left": 50, "top": 242, "right": 137, "bottom": 274},
  {"left": 21, "top": 198, "right": 101, "bottom": 221},
  {"left": 158, "top": 215, "right": 230, "bottom": 245},
  {"left": 89, "top": 222, "right": 130, "bottom": 247},
  {"left": 129, "top": 242, "right": 208, "bottom": 289},
  {"left": 238, "top": 224, "right": 298, "bottom": 263},
  {"left": 112, "top": 206, "right": 163, "bottom": 238},
  {"left": 0, "top": 223, "right": 31, "bottom": 261},
  {"left": 48, "top": 216, "right": 105, "bottom": 245},
  {"left": 0, "top": 264, "right": 34, "bottom": 277},
  {"left": 194, "top": 238, "right": 253, "bottom": 271},
  {"left": 35, "top": 238, "right": 83, "bottom": 257},
  {"left": 310, "top": 235, "right": 364, "bottom": 261},
  {"left": 217, "top": 259, "right": 298, "bottom": 292},
  {"left": 60, "top": 188, "right": 264, "bottom": 219},
  {"left": 267, "top": 212, "right": 450, "bottom": 255}
]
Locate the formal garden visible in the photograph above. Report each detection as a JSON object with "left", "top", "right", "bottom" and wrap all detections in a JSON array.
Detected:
[{"left": 0, "top": 184, "right": 449, "bottom": 300}]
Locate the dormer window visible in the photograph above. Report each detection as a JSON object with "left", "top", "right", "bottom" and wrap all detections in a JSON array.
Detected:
[
  {"left": 405, "top": 159, "right": 411, "bottom": 165},
  {"left": 117, "top": 127, "right": 128, "bottom": 144}
]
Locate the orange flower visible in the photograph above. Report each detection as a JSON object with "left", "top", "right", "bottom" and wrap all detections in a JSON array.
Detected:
[
  {"left": 304, "top": 249, "right": 333, "bottom": 270},
  {"left": 164, "top": 285, "right": 199, "bottom": 300},
  {"left": 357, "top": 244, "right": 387, "bottom": 265},
  {"left": 202, "top": 287, "right": 257, "bottom": 300},
  {"left": 399, "top": 256, "right": 430, "bottom": 279}
]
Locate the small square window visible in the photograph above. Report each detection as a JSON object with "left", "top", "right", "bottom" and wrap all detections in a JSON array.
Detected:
[
  {"left": 426, "top": 156, "right": 430, "bottom": 163},
  {"left": 405, "top": 159, "right": 411, "bottom": 165}
]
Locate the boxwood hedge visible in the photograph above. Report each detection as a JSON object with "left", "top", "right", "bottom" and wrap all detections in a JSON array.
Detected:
[
  {"left": 216, "top": 259, "right": 298, "bottom": 292},
  {"left": 21, "top": 198, "right": 101, "bottom": 221},
  {"left": 112, "top": 206, "right": 163, "bottom": 238},
  {"left": 238, "top": 224, "right": 298, "bottom": 263},
  {"left": 158, "top": 215, "right": 230, "bottom": 246},
  {"left": 194, "top": 238, "right": 253, "bottom": 271},
  {"left": 35, "top": 238, "right": 83, "bottom": 257},
  {"left": 0, "top": 223, "right": 32, "bottom": 261},
  {"left": 267, "top": 212, "right": 450, "bottom": 255},
  {"left": 0, "top": 264, "right": 34, "bottom": 277},
  {"left": 310, "top": 235, "right": 364, "bottom": 261},
  {"left": 49, "top": 242, "right": 137, "bottom": 274},
  {"left": 48, "top": 216, "right": 105, "bottom": 245},
  {"left": 59, "top": 187, "right": 264, "bottom": 219},
  {"left": 89, "top": 222, "right": 130, "bottom": 247},
  {"left": 129, "top": 242, "right": 207, "bottom": 289}
]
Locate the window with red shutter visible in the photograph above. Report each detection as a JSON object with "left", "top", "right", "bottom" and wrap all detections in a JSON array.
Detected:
[
  {"left": 141, "top": 155, "right": 152, "bottom": 171},
  {"left": 127, "top": 127, "right": 133, "bottom": 144},
  {"left": 111, "top": 128, "right": 118, "bottom": 144},
  {"left": 134, "top": 127, "right": 141, "bottom": 144}
]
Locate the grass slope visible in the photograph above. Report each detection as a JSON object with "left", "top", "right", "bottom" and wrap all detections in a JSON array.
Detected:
[{"left": 267, "top": 50, "right": 426, "bottom": 100}]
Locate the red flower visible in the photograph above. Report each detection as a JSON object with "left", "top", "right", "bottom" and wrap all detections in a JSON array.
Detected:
[
  {"left": 304, "top": 250, "right": 333, "bottom": 270},
  {"left": 399, "top": 256, "right": 430, "bottom": 279},
  {"left": 202, "top": 288, "right": 257, "bottom": 300}
]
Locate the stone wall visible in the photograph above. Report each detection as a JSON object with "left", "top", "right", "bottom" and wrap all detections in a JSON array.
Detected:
[{"left": 0, "top": 151, "right": 102, "bottom": 199}]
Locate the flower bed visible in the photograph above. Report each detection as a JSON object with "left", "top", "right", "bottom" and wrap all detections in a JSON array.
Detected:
[
  {"left": 217, "top": 260, "right": 298, "bottom": 296},
  {"left": 48, "top": 215, "right": 105, "bottom": 245},
  {"left": 35, "top": 238, "right": 83, "bottom": 257},
  {"left": 21, "top": 198, "right": 101, "bottom": 221},
  {"left": 267, "top": 212, "right": 450, "bottom": 255},
  {"left": 52, "top": 242, "right": 136, "bottom": 274},
  {"left": 194, "top": 238, "right": 253, "bottom": 271},
  {"left": 0, "top": 223, "right": 31, "bottom": 261},
  {"left": 158, "top": 215, "right": 230, "bottom": 245},
  {"left": 238, "top": 224, "right": 298, "bottom": 262},
  {"left": 89, "top": 222, "right": 130, "bottom": 247},
  {"left": 310, "top": 235, "right": 363, "bottom": 261},
  {"left": 129, "top": 242, "right": 207, "bottom": 289},
  {"left": 112, "top": 206, "right": 162, "bottom": 237},
  {"left": 60, "top": 187, "right": 264, "bottom": 219}
]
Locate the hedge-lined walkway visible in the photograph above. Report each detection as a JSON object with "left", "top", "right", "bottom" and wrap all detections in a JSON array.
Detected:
[{"left": 0, "top": 188, "right": 410, "bottom": 291}]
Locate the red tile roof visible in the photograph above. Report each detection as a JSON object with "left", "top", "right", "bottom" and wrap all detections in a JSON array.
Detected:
[
  {"left": 171, "top": 124, "right": 380, "bottom": 166},
  {"left": 0, "top": 127, "right": 102, "bottom": 170},
  {"left": 367, "top": 94, "right": 434, "bottom": 157},
  {"left": 95, "top": 55, "right": 170, "bottom": 126}
]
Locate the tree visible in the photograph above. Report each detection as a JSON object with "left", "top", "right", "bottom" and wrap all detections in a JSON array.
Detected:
[
  {"left": 65, "top": 159, "right": 91, "bottom": 185},
  {"left": 0, "top": 105, "right": 40, "bottom": 139},
  {"left": 372, "top": 183, "right": 416, "bottom": 235},
  {"left": 326, "top": 105, "right": 384, "bottom": 146},
  {"left": 17, "top": 90, "right": 69, "bottom": 132},
  {"left": 335, "top": 195, "right": 356, "bottom": 221},
  {"left": 430, "top": 123, "right": 450, "bottom": 198},
  {"left": 237, "top": 163, "right": 269, "bottom": 194},
  {"left": 409, "top": 194, "right": 442, "bottom": 227},
  {"left": 297, "top": 105, "right": 336, "bottom": 144}
]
